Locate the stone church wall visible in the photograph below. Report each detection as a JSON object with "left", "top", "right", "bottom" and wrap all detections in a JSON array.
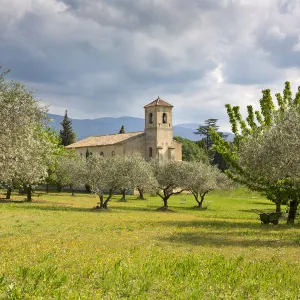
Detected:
[
  {"left": 172, "top": 140, "right": 182, "bottom": 161},
  {"left": 74, "top": 144, "right": 124, "bottom": 158},
  {"left": 123, "top": 134, "right": 146, "bottom": 157}
]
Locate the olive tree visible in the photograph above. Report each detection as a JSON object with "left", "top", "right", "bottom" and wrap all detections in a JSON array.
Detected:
[
  {"left": 13, "top": 127, "right": 57, "bottom": 201},
  {"left": 84, "top": 154, "right": 107, "bottom": 207},
  {"left": 0, "top": 70, "right": 47, "bottom": 182},
  {"left": 55, "top": 152, "right": 85, "bottom": 196},
  {"left": 211, "top": 82, "right": 300, "bottom": 215},
  {"left": 152, "top": 160, "right": 190, "bottom": 210},
  {"left": 0, "top": 68, "right": 56, "bottom": 200},
  {"left": 238, "top": 108, "right": 300, "bottom": 224},
  {"left": 130, "top": 153, "right": 157, "bottom": 200},
  {"left": 185, "top": 162, "right": 232, "bottom": 208},
  {"left": 85, "top": 153, "right": 157, "bottom": 209}
]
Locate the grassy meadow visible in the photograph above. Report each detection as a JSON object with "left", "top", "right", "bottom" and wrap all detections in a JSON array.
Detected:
[{"left": 0, "top": 189, "right": 299, "bottom": 299}]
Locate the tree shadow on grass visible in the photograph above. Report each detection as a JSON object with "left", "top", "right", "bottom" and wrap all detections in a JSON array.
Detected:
[
  {"left": 251, "top": 201, "right": 274, "bottom": 206},
  {"left": 239, "top": 209, "right": 277, "bottom": 213},
  {"left": 155, "top": 219, "right": 296, "bottom": 231},
  {"left": 0, "top": 199, "right": 27, "bottom": 204},
  {"left": 169, "top": 205, "right": 213, "bottom": 212},
  {"left": 110, "top": 205, "right": 154, "bottom": 212},
  {"left": 11, "top": 202, "right": 154, "bottom": 213},
  {"left": 157, "top": 220, "right": 299, "bottom": 248},
  {"left": 159, "top": 230, "right": 299, "bottom": 248},
  {"left": 13, "top": 204, "right": 96, "bottom": 213}
]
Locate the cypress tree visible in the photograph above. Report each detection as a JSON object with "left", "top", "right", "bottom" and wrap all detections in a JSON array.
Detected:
[
  {"left": 119, "top": 125, "right": 125, "bottom": 134},
  {"left": 86, "top": 148, "right": 90, "bottom": 159},
  {"left": 59, "top": 110, "right": 76, "bottom": 146}
]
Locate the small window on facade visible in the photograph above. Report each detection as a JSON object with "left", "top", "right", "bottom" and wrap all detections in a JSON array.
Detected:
[
  {"left": 149, "top": 147, "right": 153, "bottom": 158},
  {"left": 100, "top": 152, "right": 104, "bottom": 157},
  {"left": 112, "top": 151, "right": 115, "bottom": 156},
  {"left": 149, "top": 113, "right": 153, "bottom": 124},
  {"left": 162, "top": 113, "right": 167, "bottom": 124}
]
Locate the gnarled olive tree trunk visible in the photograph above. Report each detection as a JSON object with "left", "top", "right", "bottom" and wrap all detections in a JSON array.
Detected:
[
  {"left": 137, "top": 188, "right": 145, "bottom": 200},
  {"left": 5, "top": 187, "right": 12, "bottom": 200},
  {"left": 192, "top": 191, "right": 208, "bottom": 208},
  {"left": 102, "top": 189, "right": 114, "bottom": 209},
  {"left": 287, "top": 199, "right": 298, "bottom": 224},
  {"left": 25, "top": 186, "right": 32, "bottom": 201},
  {"left": 119, "top": 189, "right": 127, "bottom": 202}
]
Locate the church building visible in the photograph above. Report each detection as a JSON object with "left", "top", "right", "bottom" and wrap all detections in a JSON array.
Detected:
[{"left": 66, "top": 97, "right": 182, "bottom": 162}]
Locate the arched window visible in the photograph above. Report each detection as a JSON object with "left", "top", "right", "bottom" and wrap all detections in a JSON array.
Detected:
[
  {"left": 112, "top": 151, "right": 115, "bottom": 156},
  {"left": 162, "top": 113, "right": 167, "bottom": 124},
  {"left": 149, "top": 113, "right": 153, "bottom": 124},
  {"left": 149, "top": 147, "right": 153, "bottom": 158},
  {"left": 100, "top": 152, "right": 104, "bottom": 157}
]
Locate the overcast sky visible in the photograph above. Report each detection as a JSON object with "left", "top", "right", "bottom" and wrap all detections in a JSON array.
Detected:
[{"left": 1, "top": 0, "right": 300, "bottom": 131}]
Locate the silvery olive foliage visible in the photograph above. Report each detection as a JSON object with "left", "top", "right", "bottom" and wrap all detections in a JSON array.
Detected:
[
  {"left": 84, "top": 152, "right": 157, "bottom": 209},
  {"left": 211, "top": 82, "right": 300, "bottom": 223},
  {"left": 184, "top": 161, "right": 232, "bottom": 207},
  {"left": 152, "top": 160, "right": 191, "bottom": 208},
  {"left": 0, "top": 68, "right": 56, "bottom": 189},
  {"left": 55, "top": 152, "right": 85, "bottom": 194},
  {"left": 239, "top": 109, "right": 300, "bottom": 185},
  {"left": 237, "top": 108, "right": 300, "bottom": 224}
]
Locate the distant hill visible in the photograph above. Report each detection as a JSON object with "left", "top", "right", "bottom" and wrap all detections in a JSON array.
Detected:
[{"left": 48, "top": 114, "right": 233, "bottom": 142}]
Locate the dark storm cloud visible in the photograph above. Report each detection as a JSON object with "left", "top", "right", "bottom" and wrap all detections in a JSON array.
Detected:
[
  {"left": 256, "top": 33, "right": 300, "bottom": 69},
  {"left": 61, "top": 0, "right": 225, "bottom": 32},
  {"left": 0, "top": 0, "right": 299, "bottom": 127}
]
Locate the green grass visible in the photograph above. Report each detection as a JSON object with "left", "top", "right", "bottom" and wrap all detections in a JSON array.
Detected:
[{"left": 0, "top": 189, "right": 299, "bottom": 299}]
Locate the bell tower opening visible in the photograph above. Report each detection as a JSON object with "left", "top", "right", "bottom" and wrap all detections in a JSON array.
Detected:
[
  {"left": 149, "top": 113, "right": 153, "bottom": 124},
  {"left": 162, "top": 113, "right": 167, "bottom": 124}
]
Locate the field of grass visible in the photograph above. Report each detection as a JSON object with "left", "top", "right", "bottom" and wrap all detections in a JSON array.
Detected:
[{"left": 0, "top": 189, "right": 299, "bottom": 299}]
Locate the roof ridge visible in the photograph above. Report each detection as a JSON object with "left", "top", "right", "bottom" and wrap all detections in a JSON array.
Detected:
[
  {"left": 88, "top": 131, "right": 144, "bottom": 138},
  {"left": 144, "top": 97, "right": 173, "bottom": 108}
]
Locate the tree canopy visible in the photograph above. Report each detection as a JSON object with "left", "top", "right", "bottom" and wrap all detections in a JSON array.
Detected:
[
  {"left": 211, "top": 81, "right": 300, "bottom": 223},
  {"left": 194, "top": 119, "right": 220, "bottom": 151},
  {"left": 0, "top": 68, "right": 57, "bottom": 200},
  {"left": 173, "top": 136, "right": 208, "bottom": 163},
  {"left": 84, "top": 153, "right": 157, "bottom": 209},
  {"left": 184, "top": 161, "right": 232, "bottom": 208}
]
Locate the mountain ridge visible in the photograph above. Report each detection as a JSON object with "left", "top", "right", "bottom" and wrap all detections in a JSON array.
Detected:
[{"left": 48, "top": 113, "right": 233, "bottom": 142}]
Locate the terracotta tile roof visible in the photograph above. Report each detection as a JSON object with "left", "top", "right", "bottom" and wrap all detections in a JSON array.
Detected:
[
  {"left": 66, "top": 132, "right": 145, "bottom": 149},
  {"left": 144, "top": 97, "right": 173, "bottom": 108}
]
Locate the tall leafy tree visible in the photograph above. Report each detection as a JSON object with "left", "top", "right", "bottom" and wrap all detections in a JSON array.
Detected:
[
  {"left": 15, "top": 126, "right": 57, "bottom": 201},
  {"left": 59, "top": 110, "right": 76, "bottom": 146},
  {"left": 211, "top": 82, "right": 300, "bottom": 223},
  {"left": 173, "top": 136, "right": 209, "bottom": 163},
  {"left": 44, "top": 129, "right": 67, "bottom": 193},
  {"left": 194, "top": 119, "right": 228, "bottom": 169},
  {"left": 194, "top": 119, "right": 220, "bottom": 151},
  {"left": 238, "top": 108, "right": 300, "bottom": 224},
  {"left": 0, "top": 67, "right": 57, "bottom": 201}
]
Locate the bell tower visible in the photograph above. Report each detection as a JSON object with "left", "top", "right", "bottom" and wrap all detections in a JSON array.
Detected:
[{"left": 144, "top": 97, "right": 174, "bottom": 162}]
